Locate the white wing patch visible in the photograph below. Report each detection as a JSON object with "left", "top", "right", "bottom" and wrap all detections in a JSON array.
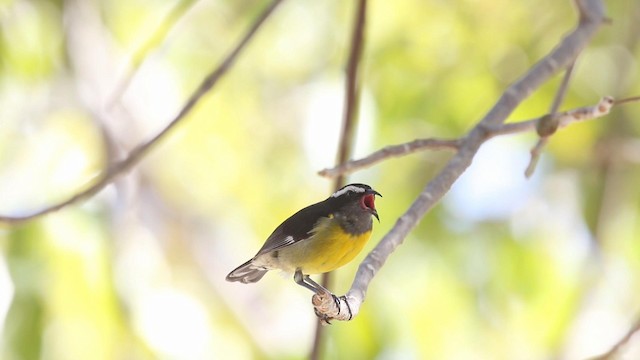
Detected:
[
  {"left": 331, "top": 185, "right": 366, "bottom": 198},
  {"left": 282, "top": 235, "right": 295, "bottom": 246}
]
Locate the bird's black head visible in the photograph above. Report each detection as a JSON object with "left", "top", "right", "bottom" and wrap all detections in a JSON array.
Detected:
[{"left": 330, "top": 183, "right": 382, "bottom": 221}]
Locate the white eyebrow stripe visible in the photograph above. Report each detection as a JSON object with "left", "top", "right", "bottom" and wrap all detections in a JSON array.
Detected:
[{"left": 331, "top": 185, "right": 366, "bottom": 198}]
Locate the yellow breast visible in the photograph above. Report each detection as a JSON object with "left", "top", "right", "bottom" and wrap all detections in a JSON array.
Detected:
[{"left": 276, "top": 217, "right": 372, "bottom": 275}]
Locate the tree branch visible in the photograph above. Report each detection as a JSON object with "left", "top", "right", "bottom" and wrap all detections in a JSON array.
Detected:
[
  {"left": 106, "top": 0, "right": 202, "bottom": 109},
  {"left": 525, "top": 61, "right": 576, "bottom": 177},
  {"left": 320, "top": 96, "right": 617, "bottom": 179},
  {"left": 312, "top": 0, "right": 607, "bottom": 322},
  {"left": 318, "top": 138, "right": 461, "bottom": 177},
  {"left": 0, "top": 0, "right": 284, "bottom": 224},
  {"left": 590, "top": 316, "right": 640, "bottom": 359},
  {"left": 310, "top": 0, "right": 367, "bottom": 356}
]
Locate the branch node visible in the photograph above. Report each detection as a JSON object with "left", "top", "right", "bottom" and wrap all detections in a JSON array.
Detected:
[
  {"left": 575, "top": 0, "right": 607, "bottom": 24},
  {"left": 312, "top": 292, "right": 359, "bottom": 323},
  {"left": 536, "top": 114, "right": 560, "bottom": 137}
]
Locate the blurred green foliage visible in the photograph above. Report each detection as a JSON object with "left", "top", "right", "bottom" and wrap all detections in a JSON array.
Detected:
[{"left": 1, "top": 0, "right": 639, "bottom": 359}]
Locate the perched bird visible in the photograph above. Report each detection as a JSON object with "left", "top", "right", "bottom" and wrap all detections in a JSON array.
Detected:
[{"left": 226, "top": 183, "right": 381, "bottom": 294}]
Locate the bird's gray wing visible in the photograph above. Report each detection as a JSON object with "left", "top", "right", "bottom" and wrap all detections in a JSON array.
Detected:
[{"left": 255, "top": 200, "right": 331, "bottom": 255}]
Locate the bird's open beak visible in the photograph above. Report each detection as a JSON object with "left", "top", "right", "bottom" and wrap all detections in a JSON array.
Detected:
[
  {"left": 371, "top": 208, "right": 379, "bottom": 222},
  {"left": 367, "top": 189, "right": 382, "bottom": 198},
  {"left": 364, "top": 189, "right": 381, "bottom": 222}
]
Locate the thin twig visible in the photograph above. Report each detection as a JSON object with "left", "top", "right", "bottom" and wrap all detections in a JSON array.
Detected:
[
  {"left": 312, "top": 0, "right": 606, "bottom": 322},
  {"left": 590, "top": 316, "right": 640, "bottom": 359},
  {"left": 614, "top": 95, "right": 640, "bottom": 105},
  {"left": 319, "top": 138, "right": 461, "bottom": 177},
  {"left": 524, "top": 137, "right": 549, "bottom": 178},
  {"left": 320, "top": 96, "right": 617, "bottom": 179},
  {"left": 0, "top": 0, "right": 284, "bottom": 224},
  {"left": 525, "top": 62, "right": 576, "bottom": 177},
  {"left": 551, "top": 62, "right": 576, "bottom": 115},
  {"left": 310, "top": 0, "right": 367, "bottom": 357},
  {"left": 106, "top": 0, "right": 201, "bottom": 109}
]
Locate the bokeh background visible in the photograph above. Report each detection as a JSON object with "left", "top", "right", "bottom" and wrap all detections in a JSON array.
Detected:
[{"left": 1, "top": 0, "right": 640, "bottom": 359}]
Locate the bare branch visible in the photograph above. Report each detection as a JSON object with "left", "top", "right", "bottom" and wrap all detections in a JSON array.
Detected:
[
  {"left": 106, "top": 0, "right": 201, "bottom": 109},
  {"left": 312, "top": 0, "right": 607, "bottom": 322},
  {"left": 333, "top": 0, "right": 368, "bottom": 188},
  {"left": 311, "top": 0, "right": 367, "bottom": 356},
  {"left": 590, "top": 316, "right": 640, "bottom": 360},
  {"left": 319, "top": 138, "right": 461, "bottom": 177},
  {"left": 551, "top": 62, "right": 576, "bottom": 115},
  {"left": 0, "top": 0, "right": 284, "bottom": 224},
  {"left": 525, "top": 62, "right": 576, "bottom": 177},
  {"left": 614, "top": 95, "right": 640, "bottom": 105},
  {"left": 524, "top": 137, "right": 549, "bottom": 178},
  {"left": 320, "top": 96, "right": 617, "bottom": 179}
]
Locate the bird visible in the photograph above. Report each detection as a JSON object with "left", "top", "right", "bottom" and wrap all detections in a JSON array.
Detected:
[{"left": 226, "top": 183, "right": 381, "bottom": 295}]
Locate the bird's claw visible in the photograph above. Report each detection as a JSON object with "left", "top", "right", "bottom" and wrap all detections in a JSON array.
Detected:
[{"left": 312, "top": 292, "right": 351, "bottom": 325}]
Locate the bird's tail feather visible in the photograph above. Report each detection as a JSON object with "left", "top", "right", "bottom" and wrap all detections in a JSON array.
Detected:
[{"left": 226, "top": 259, "right": 268, "bottom": 284}]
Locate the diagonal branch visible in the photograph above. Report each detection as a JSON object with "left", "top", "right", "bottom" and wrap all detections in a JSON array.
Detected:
[
  {"left": 106, "top": 0, "right": 202, "bottom": 109},
  {"left": 0, "top": 0, "right": 284, "bottom": 224},
  {"left": 312, "top": 0, "right": 607, "bottom": 322},
  {"left": 590, "top": 316, "right": 640, "bottom": 360},
  {"left": 525, "top": 61, "right": 576, "bottom": 177}
]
